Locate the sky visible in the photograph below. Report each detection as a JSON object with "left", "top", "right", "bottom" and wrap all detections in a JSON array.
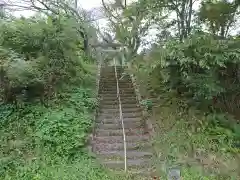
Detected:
[
  {"left": 4, "top": 0, "right": 239, "bottom": 50},
  {"left": 79, "top": 0, "right": 102, "bottom": 10},
  {"left": 10, "top": 0, "right": 105, "bottom": 17},
  {"left": 8, "top": 0, "right": 110, "bottom": 31}
]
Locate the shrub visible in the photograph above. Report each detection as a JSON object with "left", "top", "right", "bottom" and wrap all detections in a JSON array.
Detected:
[
  {"left": 0, "top": 16, "right": 86, "bottom": 104},
  {"left": 149, "top": 33, "right": 240, "bottom": 110}
]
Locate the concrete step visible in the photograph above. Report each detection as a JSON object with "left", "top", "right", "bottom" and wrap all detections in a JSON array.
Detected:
[
  {"left": 93, "top": 141, "right": 152, "bottom": 152},
  {"left": 101, "top": 66, "right": 123, "bottom": 71},
  {"left": 99, "top": 112, "right": 142, "bottom": 118},
  {"left": 98, "top": 151, "right": 153, "bottom": 160},
  {"left": 100, "top": 104, "right": 140, "bottom": 109},
  {"left": 122, "top": 112, "right": 143, "bottom": 118},
  {"left": 93, "top": 135, "right": 150, "bottom": 144},
  {"left": 100, "top": 75, "right": 131, "bottom": 78},
  {"left": 100, "top": 97, "right": 139, "bottom": 106},
  {"left": 99, "top": 92, "right": 135, "bottom": 96},
  {"left": 95, "top": 128, "right": 145, "bottom": 136},
  {"left": 100, "top": 81, "right": 132, "bottom": 85},
  {"left": 101, "top": 99, "right": 138, "bottom": 105},
  {"left": 102, "top": 159, "right": 151, "bottom": 170},
  {"left": 100, "top": 107, "right": 142, "bottom": 113},
  {"left": 95, "top": 121, "right": 142, "bottom": 130},
  {"left": 99, "top": 87, "right": 135, "bottom": 91},
  {"left": 100, "top": 76, "right": 131, "bottom": 80},
  {"left": 99, "top": 84, "right": 133, "bottom": 89},
  {"left": 101, "top": 86, "right": 133, "bottom": 89},
  {"left": 99, "top": 94, "right": 135, "bottom": 98},
  {"left": 96, "top": 117, "right": 143, "bottom": 124},
  {"left": 99, "top": 87, "right": 134, "bottom": 92},
  {"left": 99, "top": 94, "right": 137, "bottom": 103},
  {"left": 99, "top": 89, "right": 135, "bottom": 94}
]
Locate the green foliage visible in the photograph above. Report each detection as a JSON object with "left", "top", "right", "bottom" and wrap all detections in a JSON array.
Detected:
[
  {"left": 0, "top": 11, "right": 111, "bottom": 180},
  {"left": 36, "top": 109, "right": 91, "bottom": 156},
  {"left": 148, "top": 89, "right": 240, "bottom": 179},
  {"left": 0, "top": 82, "right": 101, "bottom": 179},
  {"left": 140, "top": 99, "right": 153, "bottom": 111},
  {"left": 150, "top": 33, "right": 240, "bottom": 107},
  {"left": 1, "top": 155, "right": 112, "bottom": 180},
  {"left": 0, "top": 15, "right": 86, "bottom": 103},
  {"left": 198, "top": 0, "right": 239, "bottom": 37}
]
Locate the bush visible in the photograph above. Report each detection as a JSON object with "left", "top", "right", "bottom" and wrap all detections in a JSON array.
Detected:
[
  {"left": 0, "top": 16, "right": 86, "bottom": 104},
  {"left": 36, "top": 109, "right": 91, "bottom": 156},
  {"left": 149, "top": 33, "right": 240, "bottom": 110}
]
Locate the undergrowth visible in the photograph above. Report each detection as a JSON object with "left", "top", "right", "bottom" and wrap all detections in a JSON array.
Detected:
[
  {"left": 0, "top": 71, "right": 115, "bottom": 180},
  {"left": 133, "top": 66, "right": 240, "bottom": 180},
  {"left": 152, "top": 92, "right": 240, "bottom": 179}
]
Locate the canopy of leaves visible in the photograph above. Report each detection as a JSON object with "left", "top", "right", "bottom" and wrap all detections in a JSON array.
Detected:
[
  {"left": 150, "top": 34, "right": 240, "bottom": 102},
  {"left": 198, "top": 0, "right": 239, "bottom": 37}
]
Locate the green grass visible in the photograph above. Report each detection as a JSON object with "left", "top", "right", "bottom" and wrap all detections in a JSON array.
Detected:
[
  {"left": 2, "top": 154, "right": 112, "bottom": 180},
  {"left": 148, "top": 92, "right": 240, "bottom": 179},
  {"left": 0, "top": 66, "right": 117, "bottom": 180},
  {"left": 131, "top": 65, "right": 240, "bottom": 179}
]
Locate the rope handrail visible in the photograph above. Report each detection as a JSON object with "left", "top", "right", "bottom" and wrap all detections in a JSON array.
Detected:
[
  {"left": 91, "top": 50, "right": 103, "bottom": 152},
  {"left": 113, "top": 59, "right": 127, "bottom": 172}
]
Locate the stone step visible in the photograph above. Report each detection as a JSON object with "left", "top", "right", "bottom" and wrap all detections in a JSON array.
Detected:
[
  {"left": 100, "top": 98, "right": 137, "bottom": 103},
  {"left": 101, "top": 67, "right": 123, "bottom": 71},
  {"left": 100, "top": 94, "right": 137, "bottom": 99},
  {"left": 99, "top": 89, "right": 134, "bottom": 93},
  {"left": 102, "top": 159, "right": 151, "bottom": 170},
  {"left": 101, "top": 99, "right": 138, "bottom": 105},
  {"left": 99, "top": 99, "right": 136, "bottom": 103},
  {"left": 100, "top": 69, "right": 128, "bottom": 73},
  {"left": 95, "top": 128, "right": 145, "bottom": 136},
  {"left": 100, "top": 78, "right": 131, "bottom": 81},
  {"left": 99, "top": 112, "right": 142, "bottom": 118},
  {"left": 99, "top": 84, "right": 134, "bottom": 91},
  {"left": 98, "top": 151, "right": 153, "bottom": 160},
  {"left": 95, "top": 121, "right": 142, "bottom": 130},
  {"left": 99, "top": 87, "right": 135, "bottom": 91},
  {"left": 99, "top": 84, "right": 133, "bottom": 89},
  {"left": 99, "top": 90, "right": 135, "bottom": 94},
  {"left": 96, "top": 117, "right": 143, "bottom": 124},
  {"left": 93, "top": 141, "right": 152, "bottom": 152},
  {"left": 100, "top": 76, "right": 132, "bottom": 80},
  {"left": 122, "top": 112, "right": 143, "bottom": 118},
  {"left": 100, "top": 75, "right": 131, "bottom": 78},
  {"left": 93, "top": 135, "right": 150, "bottom": 144},
  {"left": 100, "top": 104, "right": 140, "bottom": 109},
  {"left": 100, "top": 107, "right": 142, "bottom": 113},
  {"left": 99, "top": 87, "right": 134, "bottom": 92},
  {"left": 100, "top": 81, "right": 132, "bottom": 85}
]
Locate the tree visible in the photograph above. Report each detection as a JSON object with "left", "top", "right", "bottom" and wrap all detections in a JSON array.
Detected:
[
  {"left": 101, "top": 0, "right": 154, "bottom": 65},
  {"left": 0, "top": 1, "right": 6, "bottom": 18},
  {"left": 3, "top": 0, "right": 94, "bottom": 53},
  {"left": 198, "top": 0, "right": 240, "bottom": 38}
]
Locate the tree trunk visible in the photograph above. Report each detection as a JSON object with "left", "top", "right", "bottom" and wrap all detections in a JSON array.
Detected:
[{"left": 186, "top": 0, "right": 193, "bottom": 36}]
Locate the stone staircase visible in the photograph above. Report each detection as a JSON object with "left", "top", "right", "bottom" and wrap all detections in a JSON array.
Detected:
[{"left": 92, "top": 66, "right": 153, "bottom": 176}]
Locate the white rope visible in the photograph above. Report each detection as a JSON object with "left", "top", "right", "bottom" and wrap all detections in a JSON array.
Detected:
[{"left": 113, "top": 58, "right": 127, "bottom": 172}]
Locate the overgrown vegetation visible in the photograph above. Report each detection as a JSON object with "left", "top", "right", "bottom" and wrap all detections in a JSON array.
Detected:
[
  {"left": 99, "top": 0, "right": 240, "bottom": 178},
  {"left": 1, "top": 0, "right": 240, "bottom": 179},
  {"left": 0, "top": 3, "right": 114, "bottom": 179}
]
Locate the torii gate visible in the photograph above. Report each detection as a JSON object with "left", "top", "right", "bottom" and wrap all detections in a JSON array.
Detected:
[{"left": 96, "top": 45, "right": 128, "bottom": 67}]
